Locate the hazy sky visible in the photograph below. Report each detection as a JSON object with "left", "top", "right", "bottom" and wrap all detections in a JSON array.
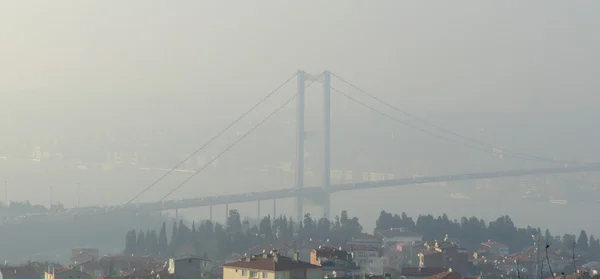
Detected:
[
  {"left": 1, "top": 1, "right": 599, "bottom": 123},
  {"left": 2, "top": 1, "right": 600, "bottom": 244}
]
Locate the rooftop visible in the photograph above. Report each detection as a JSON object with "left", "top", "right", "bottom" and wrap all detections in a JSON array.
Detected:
[
  {"left": 314, "top": 247, "right": 352, "bottom": 260},
  {"left": 376, "top": 228, "right": 422, "bottom": 239},
  {"left": 400, "top": 267, "right": 451, "bottom": 277},
  {"left": 223, "top": 252, "right": 320, "bottom": 272},
  {"left": 0, "top": 266, "right": 42, "bottom": 277},
  {"left": 171, "top": 256, "right": 210, "bottom": 262},
  {"left": 349, "top": 233, "right": 382, "bottom": 241},
  {"left": 344, "top": 244, "right": 380, "bottom": 252},
  {"left": 481, "top": 241, "right": 508, "bottom": 249},
  {"left": 424, "top": 271, "right": 463, "bottom": 279}
]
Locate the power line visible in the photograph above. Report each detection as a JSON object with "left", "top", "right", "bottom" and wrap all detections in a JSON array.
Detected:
[
  {"left": 125, "top": 72, "right": 298, "bottom": 204},
  {"left": 157, "top": 72, "right": 323, "bottom": 202},
  {"left": 331, "top": 73, "right": 589, "bottom": 166},
  {"left": 327, "top": 84, "right": 574, "bottom": 164}
]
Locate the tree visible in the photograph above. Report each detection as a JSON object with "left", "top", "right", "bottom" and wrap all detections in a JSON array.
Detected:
[
  {"left": 590, "top": 235, "right": 598, "bottom": 249},
  {"left": 226, "top": 210, "right": 242, "bottom": 233},
  {"left": 301, "top": 213, "right": 317, "bottom": 240},
  {"left": 159, "top": 222, "right": 168, "bottom": 255},
  {"left": 136, "top": 230, "right": 146, "bottom": 254},
  {"left": 259, "top": 216, "right": 273, "bottom": 242},
  {"left": 545, "top": 228, "right": 552, "bottom": 242},
  {"left": 317, "top": 217, "right": 331, "bottom": 238},
  {"left": 562, "top": 234, "right": 576, "bottom": 252},
  {"left": 578, "top": 230, "right": 589, "bottom": 250},
  {"left": 169, "top": 221, "right": 179, "bottom": 255},
  {"left": 333, "top": 210, "right": 362, "bottom": 242},
  {"left": 124, "top": 230, "right": 136, "bottom": 255},
  {"left": 148, "top": 230, "right": 158, "bottom": 254}
]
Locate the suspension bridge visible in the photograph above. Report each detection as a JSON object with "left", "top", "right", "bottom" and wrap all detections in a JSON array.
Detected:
[{"left": 108, "top": 70, "right": 600, "bottom": 222}]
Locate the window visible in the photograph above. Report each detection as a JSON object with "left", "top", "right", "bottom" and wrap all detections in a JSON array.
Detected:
[
  {"left": 262, "top": 272, "right": 268, "bottom": 278},
  {"left": 276, "top": 273, "right": 285, "bottom": 279},
  {"left": 250, "top": 271, "right": 258, "bottom": 278},
  {"left": 242, "top": 269, "right": 247, "bottom": 276}
]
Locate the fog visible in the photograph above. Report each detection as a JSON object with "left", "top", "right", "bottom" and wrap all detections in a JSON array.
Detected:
[{"left": 0, "top": 1, "right": 599, "bottom": 262}]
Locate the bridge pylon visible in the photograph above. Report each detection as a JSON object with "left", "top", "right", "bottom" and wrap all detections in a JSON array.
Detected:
[
  {"left": 295, "top": 70, "right": 332, "bottom": 222},
  {"left": 322, "top": 70, "right": 331, "bottom": 220},
  {"left": 295, "top": 71, "right": 306, "bottom": 223}
]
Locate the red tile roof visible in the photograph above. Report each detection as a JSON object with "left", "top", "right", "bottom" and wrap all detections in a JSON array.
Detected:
[{"left": 223, "top": 253, "right": 320, "bottom": 271}]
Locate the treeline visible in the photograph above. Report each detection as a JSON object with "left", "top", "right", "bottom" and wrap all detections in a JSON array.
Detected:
[
  {"left": 124, "top": 209, "right": 362, "bottom": 260},
  {"left": 376, "top": 211, "right": 600, "bottom": 257},
  {"left": 125, "top": 209, "right": 600, "bottom": 262}
]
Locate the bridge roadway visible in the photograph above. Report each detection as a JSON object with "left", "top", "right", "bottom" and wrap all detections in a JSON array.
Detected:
[{"left": 125, "top": 164, "right": 600, "bottom": 212}]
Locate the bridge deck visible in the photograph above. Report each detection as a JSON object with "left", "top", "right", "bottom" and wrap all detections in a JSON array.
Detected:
[{"left": 112, "top": 164, "right": 600, "bottom": 211}]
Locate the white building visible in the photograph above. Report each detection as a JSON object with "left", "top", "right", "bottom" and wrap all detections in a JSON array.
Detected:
[{"left": 350, "top": 245, "right": 383, "bottom": 275}]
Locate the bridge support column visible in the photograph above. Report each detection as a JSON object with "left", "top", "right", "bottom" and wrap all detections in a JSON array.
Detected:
[
  {"left": 209, "top": 205, "right": 213, "bottom": 221},
  {"left": 296, "top": 70, "right": 306, "bottom": 223},
  {"left": 257, "top": 200, "right": 261, "bottom": 220},
  {"left": 322, "top": 70, "right": 331, "bottom": 219},
  {"left": 321, "top": 194, "right": 331, "bottom": 220},
  {"left": 225, "top": 203, "right": 229, "bottom": 220},
  {"left": 175, "top": 208, "right": 179, "bottom": 220},
  {"left": 273, "top": 199, "right": 276, "bottom": 219}
]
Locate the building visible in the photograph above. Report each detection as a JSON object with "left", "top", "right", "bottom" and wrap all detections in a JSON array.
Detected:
[
  {"left": 375, "top": 228, "right": 422, "bottom": 248},
  {"left": 45, "top": 268, "right": 91, "bottom": 279},
  {"left": 346, "top": 234, "right": 382, "bottom": 250},
  {"left": 299, "top": 240, "right": 333, "bottom": 263},
  {"left": 479, "top": 241, "right": 509, "bottom": 256},
  {"left": 399, "top": 267, "right": 453, "bottom": 279},
  {"left": 222, "top": 250, "right": 322, "bottom": 279},
  {"left": 310, "top": 247, "right": 360, "bottom": 278},
  {"left": 98, "top": 255, "right": 154, "bottom": 273},
  {"left": 0, "top": 266, "right": 42, "bottom": 279},
  {"left": 423, "top": 270, "right": 462, "bottom": 279},
  {"left": 346, "top": 245, "right": 383, "bottom": 276},
  {"left": 73, "top": 261, "right": 105, "bottom": 279},
  {"left": 72, "top": 249, "right": 100, "bottom": 265},
  {"left": 168, "top": 256, "right": 213, "bottom": 279},
  {"left": 417, "top": 240, "right": 469, "bottom": 276}
]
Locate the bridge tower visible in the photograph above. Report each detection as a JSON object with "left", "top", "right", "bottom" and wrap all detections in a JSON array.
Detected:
[
  {"left": 295, "top": 70, "right": 332, "bottom": 222},
  {"left": 295, "top": 71, "right": 306, "bottom": 223},
  {"left": 322, "top": 70, "right": 332, "bottom": 219}
]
